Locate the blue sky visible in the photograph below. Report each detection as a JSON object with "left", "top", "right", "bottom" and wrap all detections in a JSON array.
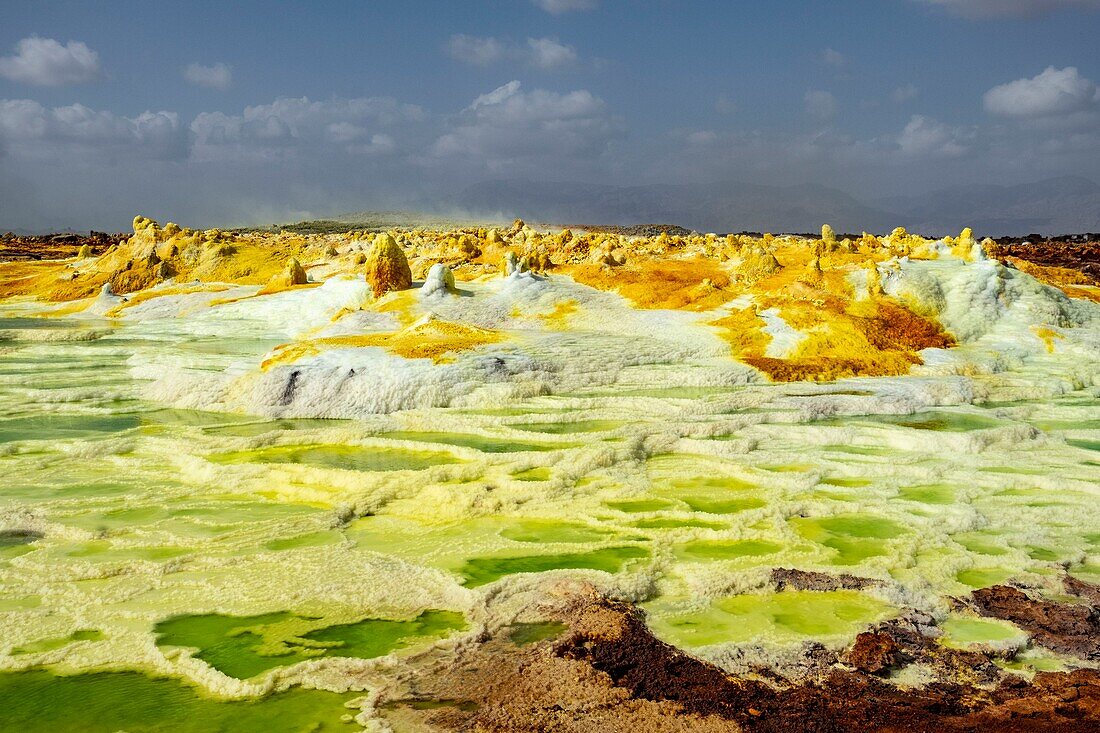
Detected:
[{"left": 1, "top": 0, "right": 1098, "bottom": 230}]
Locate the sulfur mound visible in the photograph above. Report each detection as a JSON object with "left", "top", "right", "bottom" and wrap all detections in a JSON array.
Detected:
[
  {"left": 736, "top": 244, "right": 782, "bottom": 284},
  {"left": 259, "top": 258, "right": 309, "bottom": 294},
  {"left": 364, "top": 233, "right": 412, "bottom": 298}
]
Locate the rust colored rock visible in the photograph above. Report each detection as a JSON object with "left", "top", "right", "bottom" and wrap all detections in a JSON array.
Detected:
[
  {"left": 553, "top": 598, "right": 1100, "bottom": 732},
  {"left": 970, "top": 585, "right": 1100, "bottom": 659},
  {"left": 554, "top": 599, "right": 748, "bottom": 720},
  {"left": 842, "top": 631, "right": 905, "bottom": 675},
  {"left": 377, "top": 586, "right": 1100, "bottom": 732}
]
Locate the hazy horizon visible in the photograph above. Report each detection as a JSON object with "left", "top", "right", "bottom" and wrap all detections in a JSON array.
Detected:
[{"left": 2, "top": 0, "right": 1099, "bottom": 233}]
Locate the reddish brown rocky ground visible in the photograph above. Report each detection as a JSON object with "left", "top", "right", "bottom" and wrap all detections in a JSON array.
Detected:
[
  {"left": 967, "top": 581, "right": 1100, "bottom": 660},
  {"left": 986, "top": 239, "right": 1100, "bottom": 286},
  {"left": 377, "top": 576, "right": 1100, "bottom": 732},
  {"left": 0, "top": 231, "right": 125, "bottom": 261}
]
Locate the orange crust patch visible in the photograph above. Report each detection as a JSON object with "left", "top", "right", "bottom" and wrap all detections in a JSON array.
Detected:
[{"left": 564, "top": 258, "right": 733, "bottom": 311}]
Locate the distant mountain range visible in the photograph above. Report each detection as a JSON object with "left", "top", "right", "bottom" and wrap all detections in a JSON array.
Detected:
[
  {"left": 450, "top": 176, "right": 1100, "bottom": 237},
  {"left": 874, "top": 177, "right": 1100, "bottom": 237}
]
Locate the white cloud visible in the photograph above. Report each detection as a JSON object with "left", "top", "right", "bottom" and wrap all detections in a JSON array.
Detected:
[
  {"left": 892, "top": 84, "right": 919, "bottom": 103},
  {"left": 804, "top": 90, "right": 838, "bottom": 120},
  {"left": 915, "top": 0, "right": 1100, "bottom": 18},
  {"left": 526, "top": 38, "right": 577, "bottom": 69},
  {"left": 183, "top": 62, "right": 232, "bottom": 91},
  {"left": 445, "top": 35, "right": 504, "bottom": 66},
  {"left": 445, "top": 35, "right": 577, "bottom": 70},
  {"left": 190, "top": 96, "right": 424, "bottom": 162},
  {"left": 468, "top": 80, "right": 523, "bottom": 111},
  {"left": 433, "top": 80, "right": 620, "bottom": 166},
  {"left": 0, "top": 99, "right": 184, "bottom": 159},
  {"left": 0, "top": 36, "right": 100, "bottom": 86},
  {"left": 896, "top": 115, "right": 970, "bottom": 157},
  {"left": 532, "top": 0, "right": 597, "bottom": 14},
  {"left": 983, "top": 66, "right": 1099, "bottom": 118},
  {"left": 822, "top": 48, "right": 845, "bottom": 67}
]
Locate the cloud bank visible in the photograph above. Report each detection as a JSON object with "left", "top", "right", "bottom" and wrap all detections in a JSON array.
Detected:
[
  {"left": 1, "top": 62, "right": 1098, "bottom": 231},
  {"left": 0, "top": 36, "right": 101, "bottom": 86}
]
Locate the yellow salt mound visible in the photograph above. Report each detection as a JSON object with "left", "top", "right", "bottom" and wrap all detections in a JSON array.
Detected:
[
  {"left": 866, "top": 262, "right": 885, "bottom": 297},
  {"left": 802, "top": 253, "right": 824, "bottom": 285},
  {"left": 365, "top": 233, "right": 412, "bottom": 298},
  {"left": 737, "top": 245, "right": 782, "bottom": 284},
  {"left": 258, "top": 258, "right": 309, "bottom": 295},
  {"left": 950, "top": 227, "right": 980, "bottom": 261}
]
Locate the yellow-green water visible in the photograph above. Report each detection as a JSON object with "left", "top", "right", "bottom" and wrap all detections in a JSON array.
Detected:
[{"left": 0, "top": 670, "right": 360, "bottom": 732}]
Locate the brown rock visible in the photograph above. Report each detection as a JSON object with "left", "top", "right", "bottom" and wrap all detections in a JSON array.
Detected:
[
  {"left": 1064, "top": 575, "right": 1100, "bottom": 607},
  {"left": 970, "top": 585, "right": 1100, "bottom": 659},
  {"left": 841, "top": 631, "right": 905, "bottom": 675},
  {"left": 771, "top": 568, "right": 876, "bottom": 592}
]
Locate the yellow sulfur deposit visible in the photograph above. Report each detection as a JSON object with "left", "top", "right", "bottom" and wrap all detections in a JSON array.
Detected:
[
  {"left": 0, "top": 216, "right": 322, "bottom": 302},
  {"left": 261, "top": 316, "right": 503, "bottom": 368}
]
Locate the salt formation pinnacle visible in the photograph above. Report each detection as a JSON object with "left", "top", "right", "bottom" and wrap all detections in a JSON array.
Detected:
[
  {"left": 736, "top": 244, "right": 781, "bottom": 284},
  {"left": 420, "top": 263, "right": 457, "bottom": 298},
  {"left": 503, "top": 251, "right": 528, "bottom": 277},
  {"left": 365, "top": 232, "right": 412, "bottom": 298},
  {"left": 261, "top": 257, "right": 308, "bottom": 293}
]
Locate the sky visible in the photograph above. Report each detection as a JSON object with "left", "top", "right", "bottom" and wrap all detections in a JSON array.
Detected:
[{"left": 1, "top": 0, "right": 1099, "bottom": 231}]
